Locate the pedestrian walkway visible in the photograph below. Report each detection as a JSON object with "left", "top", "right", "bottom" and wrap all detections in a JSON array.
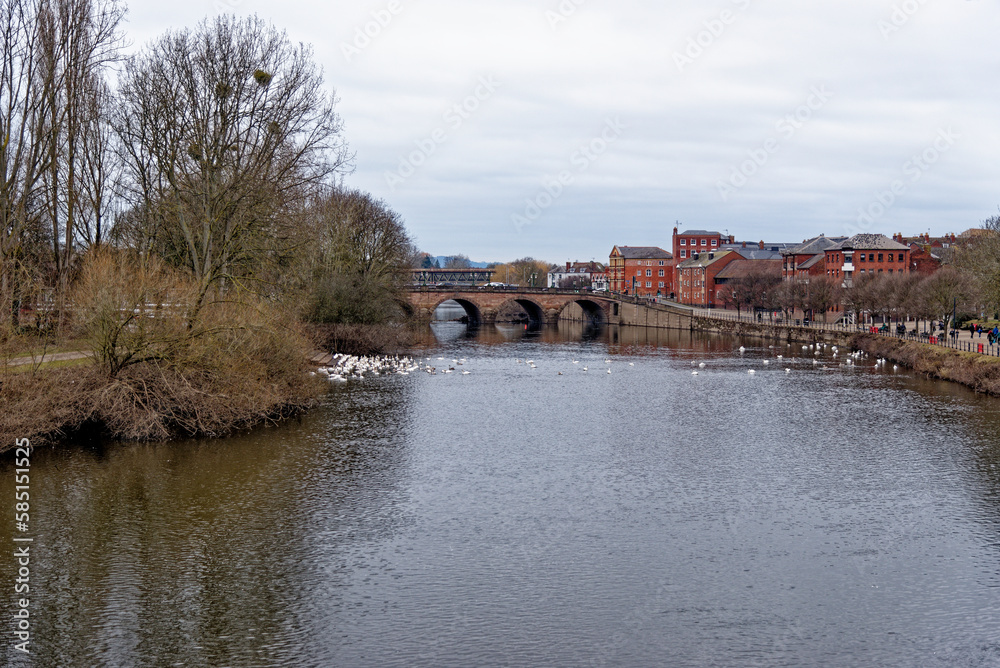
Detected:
[{"left": 686, "top": 306, "right": 1000, "bottom": 357}]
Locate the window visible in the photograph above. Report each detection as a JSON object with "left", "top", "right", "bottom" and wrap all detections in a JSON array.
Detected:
[
  {"left": 659, "top": 282, "right": 665, "bottom": 288},
  {"left": 680, "top": 239, "right": 686, "bottom": 246},
  {"left": 659, "top": 260, "right": 665, "bottom": 266},
  {"left": 898, "top": 253, "right": 904, "bottom": 262},
  {"left": 888, "top": 253, "right": 894, "bottom": 262},
  {"left": 869, "top": 253, "right": 874, "bottom": 261},
  {"left": 711, "top": 239, "right": 718, "bottom": 247},
  {"left": 700, "top": 239, "right": 707, "bottom": 246},
  {"left": 680, "top": 250, "right": 686, "bottom": 258},
  {"left": 878, "top": 253, "right": 883, "bottom": 262},
  {"left": 858, "top": 254, "right": 865, "bottom": 263},
  {"left": 658, "top": 270, "right": 664, "bottom": 277},
  {"left": 637, "top": 270, "right": 642, "bottom": 277},
  {"left": 646, "top": 270, "right": 652, "bottom": 277},
  {"left": 645, "top": 282, "right": 652, "bottom": 288}
]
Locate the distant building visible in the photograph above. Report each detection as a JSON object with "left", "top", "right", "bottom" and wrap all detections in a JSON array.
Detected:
[
  {"left": 907, "top": 244, "right": 942, "bottom": 274},
  {"left": 675, "top": 250, "right": 741, "bottom": 307},
  {"left": 672, "top": 227, "right": 731, "bottom": 261},
  {"left": 781, "top": 235, "right": 847, "bottom": 282},
  {"left": 720, "top": 240, "right": 794, "bottom": 259},
  {"left": 825, "top": 234, "right": 911, "bottom": 287},
  {"left": 591, "top": 270, "right": 609, "bottom": 291},
  {"left": 713, "top": 258, "right": 783, "bottom": 310},
  {"left": 547, "top": 261, "right": 606, "bottom": 288},
  {"left": 608, "top": 246, "right": 673, "bottom": 297}
]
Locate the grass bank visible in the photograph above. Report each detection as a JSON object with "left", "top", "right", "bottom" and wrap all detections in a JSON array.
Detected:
[{"left": 851, "top": 333, "right": 1000, "bottom": 396}]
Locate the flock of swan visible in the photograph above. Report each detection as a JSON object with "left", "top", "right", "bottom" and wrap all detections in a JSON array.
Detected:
[
  {"left": 311, "top": 343, "right": 901, "bottom": 382},
  {"left": 690, "top": 342, "right": 899, "bottom": 376},
  {"left": 313, "top": 354, "right": 423, "bottom": 381}
]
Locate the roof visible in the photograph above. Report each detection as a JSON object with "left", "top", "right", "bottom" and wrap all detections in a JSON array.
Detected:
[
  {"left": 678, "top": 229, "right": 722, "bottom": 236},
  {"left": 798, "top": 254, "right": 826, "bottom": 269},
  {"left": 728, "top": 248, "right": 784, "bottom": 260},
  {"left": 613, "top": 246, "right": 673, "bottom": 260},
  {"left": 837, "top": 234, "right": 909, "bottom": 251},
  {"left": 548, "top": 262, "right": 605, "bottom": 274},
  {"left": 959, "top": 228, "right": 991, "bottom": 238},
  {"left": 713, "top": 259, "right": 782, "bottom": 280},
  {"left": 676, "top": 250, "right": 736, "bottom": 269},
  {"left": 782, "top": 234, "right": 848, "bottom": 256}
]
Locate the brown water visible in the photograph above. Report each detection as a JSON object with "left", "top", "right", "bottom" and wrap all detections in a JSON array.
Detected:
[{"left": 2, "top": 323, "right": 999, "bottom": 667}]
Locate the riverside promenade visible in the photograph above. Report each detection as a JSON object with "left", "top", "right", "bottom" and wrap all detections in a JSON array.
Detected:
[{"left": 678, "top": 303, "right": 1000, "bottom": 357}]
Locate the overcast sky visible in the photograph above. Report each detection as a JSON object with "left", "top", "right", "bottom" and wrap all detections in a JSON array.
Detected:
[{"left": 127, "top": 0, "right": 1000, "bottom": 263}]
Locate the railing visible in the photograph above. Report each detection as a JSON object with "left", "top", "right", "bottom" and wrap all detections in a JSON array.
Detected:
[
  {"left": 406, "top": 286, "right": 618, "bottom": 297},
  {"left": 688, "top": 307, "right": 1000, "bottom": 357}
]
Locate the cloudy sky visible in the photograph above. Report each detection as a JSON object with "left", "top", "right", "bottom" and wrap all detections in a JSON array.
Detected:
[{"left": 127, "top": 0, "right": 1000, "bottom": 263}]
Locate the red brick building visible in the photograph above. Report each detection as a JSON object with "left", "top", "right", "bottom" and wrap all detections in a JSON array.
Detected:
[
  {"left": 672, "top": 227, "right": 733, "bottom": 262},
  {"left": 608, "top": 246, "right": 673, "bottom": 297},
  {"left": 675, "top": 250, "right": 741, "bottom": 307},
  {"left": 824, "top": 234, "right": 910, "bottom": 286},
  {"left": 780, "top": 235, "right": 846, "bottom": 282}
]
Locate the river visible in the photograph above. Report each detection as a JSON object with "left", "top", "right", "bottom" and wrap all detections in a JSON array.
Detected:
[{"left": 2, "top": 321, "right": 999, "bottom": 667}]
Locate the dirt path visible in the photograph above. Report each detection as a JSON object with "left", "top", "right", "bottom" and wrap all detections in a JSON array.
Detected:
[{"left": 6, "top": 350, "right": 92, "bottom": 367}]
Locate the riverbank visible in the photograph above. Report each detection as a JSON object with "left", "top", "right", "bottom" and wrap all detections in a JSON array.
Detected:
[
  {"left": 850, "top": 333, "right": 1000, "bottom": 396},
  {"left": 691, "top": 312, "right": 1000, "bottom": 397},
  {"left": 0, "top": 321, "right": 421, "bottom": 449}
]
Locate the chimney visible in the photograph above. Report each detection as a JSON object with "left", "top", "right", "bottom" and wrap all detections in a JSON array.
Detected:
[
  {"left": 759, "top": 240, "right": 764, "bottom": 249},
  {"left": 742, "top": 241, "right": 747, "bottom": 249},
  {"left": 566, "top": 261, "right": 570, "bottom": 271},
  {"left": 729, "top": 235, "right": 735, "bottom": 244},
  {"left": 673, "top": 226, "right": 678, "bottom": 236}
]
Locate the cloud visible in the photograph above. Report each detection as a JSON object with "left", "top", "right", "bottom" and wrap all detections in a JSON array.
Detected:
[{"left": 126, "top": 0, "right": 1000, "bottom": 261}]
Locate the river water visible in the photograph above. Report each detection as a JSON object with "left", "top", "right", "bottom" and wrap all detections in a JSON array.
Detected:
[{"left": 2, "top": 321, "right": 1000, "bottom": 667}]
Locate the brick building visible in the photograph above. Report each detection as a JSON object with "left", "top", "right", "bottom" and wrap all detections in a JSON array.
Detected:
[
  {"left": 671, "top": 227, "right": 732, "bottom": 261},
  {"left": 675, "top": 250, "right": 741, "bottom": 307},
  {"left": 781, "top": 235, "right": 847, "bottom": 281},
  {"left": 824, "top": 234, "right": 910, "bottom": 287},
  {"left": 608, "top": 246, "right": 673, "bottom": 297}
]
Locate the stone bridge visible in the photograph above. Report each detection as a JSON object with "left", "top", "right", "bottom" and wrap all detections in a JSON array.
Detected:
[{"left": 405, "top": 287, "right": 619, "bottom": 326}]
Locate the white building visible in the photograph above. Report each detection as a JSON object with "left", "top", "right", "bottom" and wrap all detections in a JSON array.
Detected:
[{"left": 547, "top": 261, "right": 606, "bottom": 288}]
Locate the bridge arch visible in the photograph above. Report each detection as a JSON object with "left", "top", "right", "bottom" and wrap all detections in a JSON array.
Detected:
[
  {"left": 499, "top": 298, "right": 546, "bottom": 327},
  {"left": 557, "top": 298, "right": 609, "bottom": 325},
  {"left": 431, "top": 296, "right": 484, "bottom": 326}
]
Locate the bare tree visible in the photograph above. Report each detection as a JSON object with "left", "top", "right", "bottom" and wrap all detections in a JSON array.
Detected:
[
  {"left": 303, "top": 188, "right": 415, "bottom": 325},
  {"left": 919, "top": 266, "right": 978, "bottom": 331},
  {"left": 0, "top": 0, "right": 53, "bottom": 329},
  {"left": 954, "top": 214, "right": 1000, "bottom": 317},
  {"left": 443, "top": 254, "right": 471, "bottom": 269},
  {"left": 803, "top": 276, "right": 842, "bottom": 323},
  {"left": 114, "top": 14, "right": 353, "bottom": 317},
  {"left": 36, "top": 0, "right": 125, "bottom": 306}
]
